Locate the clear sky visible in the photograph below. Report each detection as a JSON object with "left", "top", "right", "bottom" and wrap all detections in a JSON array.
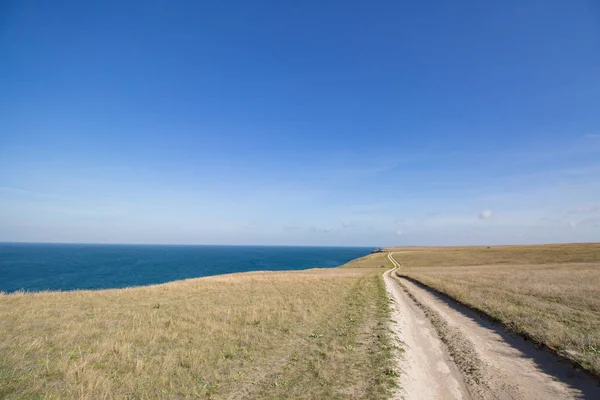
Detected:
[{"left": 1, "top": 1, "right": 600, "bottom": 246}]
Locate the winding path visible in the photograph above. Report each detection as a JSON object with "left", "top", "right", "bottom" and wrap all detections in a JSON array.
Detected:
[{"left": 385, "top": 253, "right": 600, "bottom": 400}]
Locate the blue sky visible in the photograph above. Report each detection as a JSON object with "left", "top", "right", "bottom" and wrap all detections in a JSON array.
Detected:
[{"left": 1, "top": 0, "right": 600, "bottom": 246}]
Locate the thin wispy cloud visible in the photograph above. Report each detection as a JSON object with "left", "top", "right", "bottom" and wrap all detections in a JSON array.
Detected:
[
  {"left": 347, "top": 203, "right": 390, "bottom": 212},
  {"left": 578, "top": 217, "right": 600, "bottom": 227},
  {"left": 0, "top": 186, "right": 60, "bottom": 199},
  {"left": 341, "top": 222, "right": 357, "bottom": 230},
  {"left": 567, "top": 205, "right": 599, "bottom": 214},
  {"left": 282, "top": 225, "right": 303, "bottom": 232},
  {"left": 309, "top": 226, "right": 334, "bottom": 234},
  {"left": 568, "top": 217, "right": 600, "bottom": 229}
]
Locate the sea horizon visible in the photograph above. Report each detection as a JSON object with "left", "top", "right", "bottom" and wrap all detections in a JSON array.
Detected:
[
  {"left": 0, "top": 243, "right": 374, "bottom": 293},
  {"left": 0, "top": 241, "right": 376, "bottom": 248}
]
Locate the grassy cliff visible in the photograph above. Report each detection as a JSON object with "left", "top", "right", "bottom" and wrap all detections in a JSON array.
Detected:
[{"left": 0, "top": 254, "right": 396, "bottom": 399}]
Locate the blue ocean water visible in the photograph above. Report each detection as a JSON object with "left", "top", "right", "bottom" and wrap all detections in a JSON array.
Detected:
[{"left": 0, "top": 243, "right": 373, "bottom": 293}]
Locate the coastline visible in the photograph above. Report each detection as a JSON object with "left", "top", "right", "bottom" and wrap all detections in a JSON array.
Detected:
[
  {"left": 0, "top": 244, "right": 374, "bottom": 294},
  {"left": 0, "top": 252, "right": 396, "bottom": 399}
]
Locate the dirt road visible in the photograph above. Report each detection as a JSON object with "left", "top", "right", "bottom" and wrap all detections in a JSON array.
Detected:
[{"left": 384, "top": 253, "right": 600, "bottom": 400}]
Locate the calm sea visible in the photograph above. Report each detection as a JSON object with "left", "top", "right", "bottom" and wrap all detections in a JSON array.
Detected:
[{"left": 0, "top": 243, "right": 373, "bottom": 293}]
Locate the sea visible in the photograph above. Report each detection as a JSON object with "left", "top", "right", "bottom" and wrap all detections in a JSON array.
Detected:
[{"left": 0, "top": 243, "right": 373, "bottom": 293}]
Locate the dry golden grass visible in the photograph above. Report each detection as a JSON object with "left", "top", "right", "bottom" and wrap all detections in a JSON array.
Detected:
[
  {"left": 387, "top": 242, "right": 600, "bottom": 267},
  {"left": 0, "top": 255, "right": 396, "bottom": 399},
  {"left": 339, "top": 252, "right": 390, "bottom": 269},
  {"left": 389, "top": 243, "right": 600, "bottom": 376}
]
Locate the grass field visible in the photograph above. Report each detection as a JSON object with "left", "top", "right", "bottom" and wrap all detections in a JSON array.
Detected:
[
  {"left": 0, "top": 254, "right": 396, "bottom": 399},
  {"left": 389, "top": 243, "right": 600, "bottom": 376}
]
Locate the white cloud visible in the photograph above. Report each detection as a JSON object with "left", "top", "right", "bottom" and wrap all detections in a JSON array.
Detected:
[
  {"left": 584, "top": 133, "right": 600, "bottom": 139},
  {"left": 309, "top": 226, "right": 334, "bottom": 234},
  {"left": 395, "top": 229, "right": 404, "bottom": 236},
  {"left": 282, "top": 225, "right": 302, "bottom": 232},
  {"left": 568, "top": 221, "right": 577, "bottom": 228},
  {"left": 478, "top": 209, "right": 492, "bottom": 220}
]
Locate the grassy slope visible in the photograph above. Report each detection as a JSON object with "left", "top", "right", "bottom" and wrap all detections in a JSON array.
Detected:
[
  {"left": 388, "top": 243, "right": 600, "bottom": 376},
  {"left": 0, "top": 254, "right": 395, "bottom": 399}
]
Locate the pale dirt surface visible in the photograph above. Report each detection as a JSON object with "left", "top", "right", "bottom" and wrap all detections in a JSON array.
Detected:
[
  {"left": 387, "top": 253, "right": 600, "bottom": 400},
  {"left": 384, "top": 269, "right": 471, "bottom": 400}
]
